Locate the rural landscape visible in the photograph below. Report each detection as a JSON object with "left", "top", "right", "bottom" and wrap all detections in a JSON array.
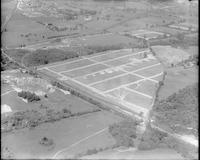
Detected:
[{"left": 1, "top": 0, "right": 198, "bottom": 159}]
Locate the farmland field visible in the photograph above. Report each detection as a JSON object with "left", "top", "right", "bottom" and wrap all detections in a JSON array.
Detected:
[
  {"left": 39, "top": 48, "right": 164, "bottom": 116},
  {"left": 2, "top": 111, "right": 122, "bottom": 159},
  {"left": 1, "top": 0, "right": 198, "bottom": 159}
]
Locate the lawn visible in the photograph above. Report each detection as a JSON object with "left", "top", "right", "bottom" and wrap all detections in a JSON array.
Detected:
[{"left": 2, "top": 111, "right": 122, "bottom": 159}]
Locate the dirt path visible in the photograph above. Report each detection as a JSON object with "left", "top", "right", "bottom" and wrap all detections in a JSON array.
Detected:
[
  {"left": 1, "top": 90, "right": 15, "bottom": 96},
  {"left": 1, "top": 0, "right": 18, "bottom": 33},
  {"left": 52, "top": 127, "right": 108, "bottom": 159}
]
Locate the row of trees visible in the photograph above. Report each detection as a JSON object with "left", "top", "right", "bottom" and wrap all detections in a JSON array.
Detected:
[
  {"left": 18, "top": 91, "right": 40, "bottom": 102},
  {"left": 2, "top": 106, "right": 101, "bottom": 132},
  {"left": 108, "top": 119, "right": 139, "bottom": 147}
]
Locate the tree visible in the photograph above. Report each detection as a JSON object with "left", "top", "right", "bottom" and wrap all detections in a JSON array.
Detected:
[
  {"left": 18, "top": 91, "right": 40, "bottom": 102},
  {"left": 158, "top": 81, "right": 164, "bottom": 86},
  {"left": 39, "top": 137, "right": 54, "bottom": 146},
  {"left": 176, "top": 33, "right": 184, "bottom": 41},
  {"left": 44, "top": 60, "right": 48, "bottom": 64}
]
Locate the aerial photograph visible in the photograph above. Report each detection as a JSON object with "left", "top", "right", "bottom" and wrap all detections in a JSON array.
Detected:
[{"left": 1, "top": 0, "right": 198, "bottom": 159}]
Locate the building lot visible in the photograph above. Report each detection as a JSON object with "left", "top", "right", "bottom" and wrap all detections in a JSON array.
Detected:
[{"left": 39, "top": 48, "right": 164, "bottom": 117}]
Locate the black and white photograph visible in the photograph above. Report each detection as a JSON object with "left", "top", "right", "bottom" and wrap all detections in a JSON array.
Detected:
[{"left": 1, "top": 0, "right": 198, "bottom": 159}]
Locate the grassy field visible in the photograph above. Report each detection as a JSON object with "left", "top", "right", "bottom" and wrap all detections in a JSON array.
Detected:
[
  {"left": 81, "top": 147, "right": 184, "bottom": 159},
  {"left": 134, "top": 64, "right": 164, "bottom": 77},
  {"left": 123, "top": 59, "right": 159, "bottom": 72},
  {"left": 1, "top": 71, "right": 104, "bottom": 135},
  {"left": 76, "top": 70, "right": 125, "bottom": 85},
  {"left": 2, "top": 111, "right": 122, "bottom": 159},
  {"left": 157, "top": 66, "right": 198, "bottom": 100},
  {"left": 62, "top": 64, "right": 108, "bottom": 78},
  {"left": 109, "top": 88, "right": 152, "bottom": 110},
  {"left": 1, "top": 81, "right": 14, "bottom": 95},
  {"left": 56, "top": 130, "right": 116, "bottom": 158},
  {"left": 152, "top": 45, "right": 190, "bottom": 67},
  {"left": 3, "top": 33, "right": 144, "bottom": 68},
  {"left": 127, "top": 80, "right": 157, "bottom": 96},
  {"left": 2, "top": 11, "right": 52, "bottom": 48},
  {"left": 1, "top": 0, "right": 16, "bottom": 25},
  {"left": 1, "top": 84, "right": 98, "bottom": 114},
  {"left": 38, "top": 48, "right": 163, "bottom": 117},
  {"left": 92, "top": 74, "right": 142, "bottom": 92},
  {"left": 2, "top": 0, "right": 147, "bottom": 49},
  {"left": 49, "top": 59, "right": 94, "bottom": 72}
]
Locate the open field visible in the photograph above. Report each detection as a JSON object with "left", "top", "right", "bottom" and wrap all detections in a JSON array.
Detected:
[
  {"left": 54, "top": 130, "right": 116, "bottom": 159},
  {"left": 157, "top": 66, "right": 198, "bottom": 100},
  {"left": 39, "top": 48, "right": 164, "bottom": 117},
  {"left": 1, "top": 71, "right": 99, "bottom": 114},
  {"left": 152, "top": 45, "right": 191, "bottom": 67},
  {"left": 1, "top": 0, "right": 17, "bottom": 25},
  {"left": 3, "top": 33, "right": 143, "bottom": 67},
  {"left": 2, "top": 111, "right": 122, "bottom": 159},
  {"left": 127, "top": 80, "right": 157, "bottom": 96},
  {"left": 2, "top": 0, "right": 149, "bottom": 49},
  {"left": 1, "top": 0, "right": 198, "bottom": 159},
  {"left": 1, "top": 81, "right": 14, "bottom": 95},
  {"left": 1, "top": 87, "right": 98, "bottom": 114},
  {"left": 81, "top": 147, "right": 184, "bottom": 159},
  {"left": 2, "top": 10, "right": 54, "bottom": 48}
]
